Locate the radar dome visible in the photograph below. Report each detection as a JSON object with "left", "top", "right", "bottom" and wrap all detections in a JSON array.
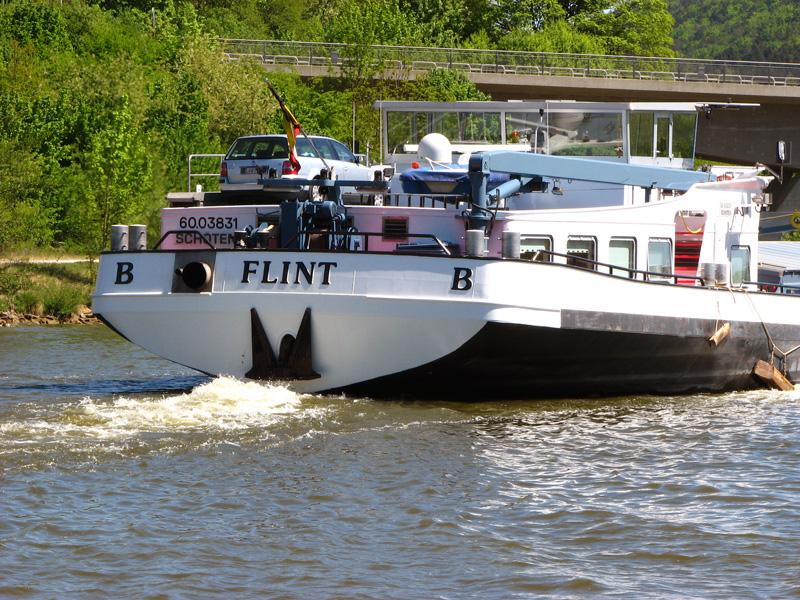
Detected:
[{"left": 417, "top": 133, "right": 452, "bottom": 163}]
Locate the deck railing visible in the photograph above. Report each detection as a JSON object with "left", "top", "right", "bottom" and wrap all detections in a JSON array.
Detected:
[{"left": 219, "top": 39, "right": 800, "bottom": 87}]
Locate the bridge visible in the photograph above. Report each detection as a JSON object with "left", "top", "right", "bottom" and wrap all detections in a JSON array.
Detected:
[
  {"left": 221, "top": 40, "right": 800, "bottom": 231},
  {"left": 221, "top": 39, "right": 800, "bottom": 104}
]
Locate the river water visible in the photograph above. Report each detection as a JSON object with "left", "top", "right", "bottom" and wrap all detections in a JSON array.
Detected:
[{"left": 1, "top": 325, "right": 799, "bottom": 599}]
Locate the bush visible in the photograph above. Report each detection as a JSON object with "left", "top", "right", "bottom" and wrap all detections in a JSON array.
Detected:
[
  {"left": 0, "top": 262, "right": 92, "bottom": 318},
  {"left": 0, "top": 266, "right": 27, "bottom": 297},
  {"left": 40, "top": 282, "right": 89, "bottom": 317},
  {"left": 14, "top": 289, "right": 42, "bottom": 315}
]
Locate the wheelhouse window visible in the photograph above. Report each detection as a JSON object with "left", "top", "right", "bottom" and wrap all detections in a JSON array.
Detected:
[
  {"left": 550, "top": 112, "right": 622, "bottom": 158},
  {"left": 609, "top": 238, "right": 636, "bottom": 278},
  {"left": 386, "top": 110, "right": 501, "bottom": 152},
  {"left": 504, "top": 111, "right": 622, "bottom": 157},
  {"left": 731, "top": 245, "right": 751, "bottom": 285},
  {"left": 648, "top": 238, "right": 673, "bottom": 279},
  {"left": 567, "top": 237, "right": 597, "bottom": 270},
  {"left": 520, "top": 236, "right": 553, "bottom": 262},
  {"left": 630, "top": 113, "right": 654, "bottom": 158},
  {"left": 672, "top": 113, "right": 697, "bottom": 159}
]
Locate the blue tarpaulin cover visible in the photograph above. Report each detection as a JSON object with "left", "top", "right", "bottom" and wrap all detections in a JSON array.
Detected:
[{"left": 399, "top": 166, "right": 510, "bottom": 195}]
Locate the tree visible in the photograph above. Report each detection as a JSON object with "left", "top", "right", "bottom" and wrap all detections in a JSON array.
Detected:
[
  {"left": 413, "top": 69, "right": 489, "bottom": 102},
  {"left": 2, "top": 0, "right": 73, "bottom": 53},
  {"left": 0, "top": 139, "right": 56, "bottom": 253},
  {"left": 492, "top": 0, "right": 675, "bottom": 56},
  {"left": 74, "top": 98, "right": 152, "bottom": 253},
  {"left": 498, "top": 20, "right": 609, "bottom": 54},
  {"left": 400, "top": 0, "right": 496, "bottom": 47},
  {"left": 494, "top": 0, "right": 568, "bottom": 33},
  {"left": 575, "top": 0, "right": 675, "bottom": 56}
]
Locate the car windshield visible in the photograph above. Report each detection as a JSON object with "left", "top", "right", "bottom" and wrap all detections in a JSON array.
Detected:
[{"left": 226, "top": 137, "right": 289, "bottom": 160}]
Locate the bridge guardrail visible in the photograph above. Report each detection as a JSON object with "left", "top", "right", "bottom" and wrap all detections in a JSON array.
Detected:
[{"left": 219, "top": 39, "right": 800, "bottom": 87}]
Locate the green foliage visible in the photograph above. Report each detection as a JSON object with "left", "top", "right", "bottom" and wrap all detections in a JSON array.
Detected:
[
  {"left": 575, "top": 0, "right": 675, "bottom": 57},
  {"left": 62, "top": 1, "right": 161, "bottom": 60},
  {"left": 400, "top": 0, "right": 494, "bottom": 47},
  {"left": 668, "top": 0, "right": 800, "bottom": 61},
  {"left": 498, "top": 20, "right": 609, "bottom": 54},
  {"left": 40, "top": 281, "right": 91, "bottom": 317},
  {"left": 324, "top": 0, "right": 421, "bottom": 46},
  {"left": 1, "top": 1, "right": 73, "bottom": 53},
  {"left": 489, "top": 0, "right": 676, "bottom": 55},
  {"left": 0, "top": 266, "right": 27, "bottom": 298},
  {"left": 255, "top": 0, "right": 320, "bottom": 41},
  {"left": 178, "top": 43, "right": 275, "bottom": 148},
  {"left": 0, "top": 139, "right": 56, "bottom": 254},
  {"left": 0, "top": 0, "right": 683, "bottom": 260},
  {"left": 413, "top": 69, "right": 489, "bottom": 102},
  {"left": 494, "top": 0, "right": 569, "bottom": 33},
  {"left": 0, "top": 262, "right": 94, "bottom": 317},
  {"left": 13, "top": 290, "right": 42, "bottom": 315},
  {"left": 76, "top": 97, "right": 152, "bottom": 253}
]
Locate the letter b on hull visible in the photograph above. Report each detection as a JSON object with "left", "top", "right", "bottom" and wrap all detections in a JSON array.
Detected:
[
  {"left": 115, "top": 262, "right": 134, "bottom": 284},
  {"left": 452, "top": 267, "right": 473, "bottom": 291}
]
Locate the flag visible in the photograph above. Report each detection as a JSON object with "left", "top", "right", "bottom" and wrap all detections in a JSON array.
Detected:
[
  {"left": 282, "top": 105, "right": 302, "bottom": 172},
  {"left": 265, "top": 79, "right": 301, "bottom": 171}
]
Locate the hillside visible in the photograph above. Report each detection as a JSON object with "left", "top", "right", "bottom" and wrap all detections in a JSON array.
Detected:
[{"left": 668, "top": 0, "right": 800, "bottom": 62}]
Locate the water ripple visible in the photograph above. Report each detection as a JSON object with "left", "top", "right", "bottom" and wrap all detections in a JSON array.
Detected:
[{"left": 2, "top": 327, "right": 800, "bottom": 598}]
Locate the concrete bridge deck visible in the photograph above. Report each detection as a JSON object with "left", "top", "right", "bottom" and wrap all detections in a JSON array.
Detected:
[
  {"left": 221, "top": 39, "right": 800, "bottom": 104},
  {"left": 265, "top": 63, "right": 800, "bottom": 104}
]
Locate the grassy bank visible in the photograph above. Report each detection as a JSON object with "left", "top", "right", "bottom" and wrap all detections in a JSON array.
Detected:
[{"left": 0, "top": 259, "right": 97, "bottom": 325}]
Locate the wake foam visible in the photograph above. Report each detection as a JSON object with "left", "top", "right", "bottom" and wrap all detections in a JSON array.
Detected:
[{"left": 2, "top": 377, "right": 309, "bottom": 444}]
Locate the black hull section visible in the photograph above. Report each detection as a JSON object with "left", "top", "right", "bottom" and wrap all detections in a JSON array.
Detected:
[{"left": 340, "top": 315, "right": 800, "bottom": 400}]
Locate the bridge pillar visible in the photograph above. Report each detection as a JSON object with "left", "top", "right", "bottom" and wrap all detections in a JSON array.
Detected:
[{"left": 696, "top": 103, "right": 800, "bottom": 238}]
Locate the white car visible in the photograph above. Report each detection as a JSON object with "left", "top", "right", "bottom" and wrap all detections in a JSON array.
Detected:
[{"left": 219, "top": 134, "right": 388, "bottom": 203}]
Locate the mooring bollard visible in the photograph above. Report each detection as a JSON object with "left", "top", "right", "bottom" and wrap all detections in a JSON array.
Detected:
[
  {"left": 128, "top": 224, "right": 147, "bottom": 251},
  {"left": 502, "top": 230, "right": 521, "bottom": 259},
  {"left": 466, "top": 229, "right": 485, "bottom": 257},
  {"left": 110, "top": 225, "right": 129, "bottom": 251}
]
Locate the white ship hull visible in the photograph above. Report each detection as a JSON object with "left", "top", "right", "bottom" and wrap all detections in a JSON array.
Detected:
[{"left": 93, "top": 248, "right": 800, "bottom": 397}]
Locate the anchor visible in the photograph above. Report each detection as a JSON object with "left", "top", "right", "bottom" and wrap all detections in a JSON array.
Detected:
[{"left": 245, "top": 307, "right": 321, "bottom": 381}]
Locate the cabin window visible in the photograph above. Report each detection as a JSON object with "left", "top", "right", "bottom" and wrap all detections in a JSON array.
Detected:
[
  {"left": 387, "top": 111, "right": 416, "bottom": 153},
  {"left": 520, "top": 236, "right": 553, "bottom": 262},
  {"left": 731, "top": 245, "right": 751, "bottom": 285},
  {"left": 609, "top": 238, "right": 636, "bottom": 278},
  {"left": 630, "top": 113, "right": 654, "bottom": 157},
  {"left": 551, "top": 113, "right": 623, "bottom": 158},
  {"left": 567, "top": 237, "right": 597, "bottom": 270},
  {"left": 386, "top": 110, "right": 502, "bottom": 151},
  {"left": 648, "top": 238, "right": 673, "bottom": 279},
  {"left": 672, "top": 113, "right": 697, "bottom": 159},
  {"left": 656, "top": 116, "right": 670, "bottom": 158},
  {"left": 506, "top": 112, "right": 622, "bottom": 157},
  {"left": 435, "top": 112, "right": 501, "bottom": 145}
]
